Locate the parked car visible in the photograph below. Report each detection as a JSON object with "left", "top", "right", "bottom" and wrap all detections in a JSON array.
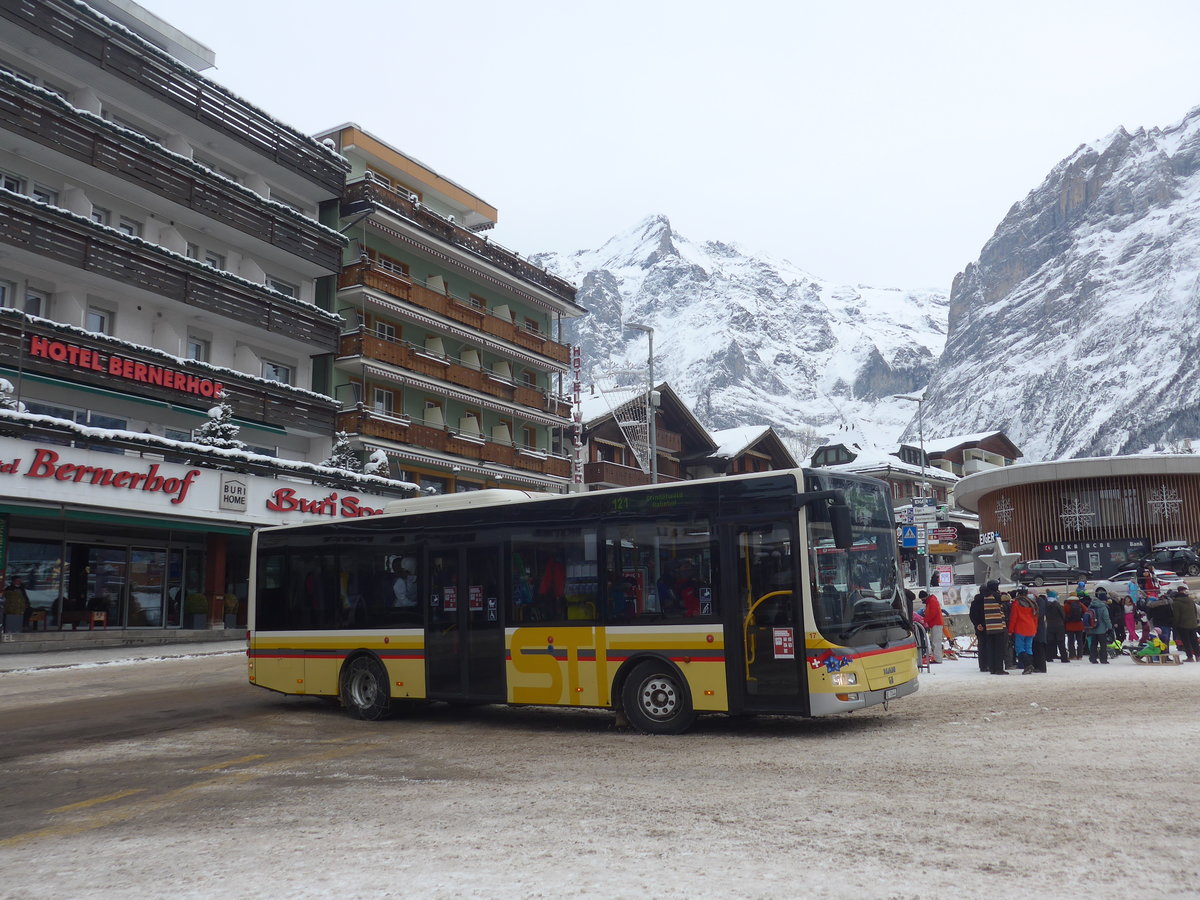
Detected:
[
  {"left": 1011, "top": 559, "right": 1092, "bottom": 586},
  {"left": 1138, "top": 546, "right": 1200, "bottom": 577},
  {"left": 1090, "top": 568, "right": 1185, "bottom": 598}
]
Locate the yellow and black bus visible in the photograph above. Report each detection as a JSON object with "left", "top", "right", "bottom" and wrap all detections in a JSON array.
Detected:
[{"left": 248, "top": 469, "right": 919, "bottom": 733}]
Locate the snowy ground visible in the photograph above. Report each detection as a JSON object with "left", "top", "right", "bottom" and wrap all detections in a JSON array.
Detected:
[{"left": 2, "top": 644, "right": 1199, "bottom": 899}]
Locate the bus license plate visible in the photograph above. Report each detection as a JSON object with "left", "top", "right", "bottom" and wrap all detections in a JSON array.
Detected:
[{"left": 884, "top": 688, "right": 898, "bottom": 700}]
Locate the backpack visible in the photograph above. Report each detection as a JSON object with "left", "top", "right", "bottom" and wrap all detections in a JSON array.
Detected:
[
  {"left": 1065, "top": 600, "right": 1083, "bottom": 623},
  {"left": 1081, "top": 607, "right": 1097, "bottom": 630}
]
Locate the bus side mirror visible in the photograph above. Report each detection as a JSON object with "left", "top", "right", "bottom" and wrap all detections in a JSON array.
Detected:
[{"left": 830, "top": 502, "right": 853, "bottom": 550}]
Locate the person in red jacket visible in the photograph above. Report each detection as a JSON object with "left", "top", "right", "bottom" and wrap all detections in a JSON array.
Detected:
[
  {"left": 921, "top": 590, "right": 946, "bottom": 663},
  {"left": 1008, "top": 587, "right": 1040, "bottom": 674},
  {"left": 1063, "top": 592, "right": 1087, "bottom": 659}
]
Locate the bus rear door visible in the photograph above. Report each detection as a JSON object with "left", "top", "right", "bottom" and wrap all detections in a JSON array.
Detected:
[
  {"left": 425, "top": 544, "right": 506, "bottom": 701},
  {"left": 723, "top": 517, "right": 811, "bottom": 716}
]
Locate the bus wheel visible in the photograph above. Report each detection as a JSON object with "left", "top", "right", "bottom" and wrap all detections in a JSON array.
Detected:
[
  {"left": 622, "top": 661, "right": 696, "bottom": 735},
  {"left": 340, "top": 656, "right": 392, "bottom": 720}
]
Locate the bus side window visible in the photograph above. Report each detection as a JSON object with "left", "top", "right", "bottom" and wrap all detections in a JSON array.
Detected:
[{"left": 510, "top": 527, "right": 598, "bottom": 624}]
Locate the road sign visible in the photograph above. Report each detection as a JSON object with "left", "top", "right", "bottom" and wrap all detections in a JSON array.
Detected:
[
  {"left": 900, "top": 525, "right": 918, "bottom": 548},
  {"left": 930, "top": 528, "right": 958, "bottom": 539}
]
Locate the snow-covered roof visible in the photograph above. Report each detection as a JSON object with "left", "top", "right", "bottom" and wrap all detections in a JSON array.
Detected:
[
  {"left": 827, "top": 449, "right": 959, "bottom": 482},
  {"left": 708, "top": 425, "right": 772, "bottom": 458},
  {"left": 920, "top": 431, "right": 1007, "bottom": 454}
]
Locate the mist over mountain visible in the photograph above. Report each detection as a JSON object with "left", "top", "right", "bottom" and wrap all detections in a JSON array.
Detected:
[
  {"left": 915, "top": 105, "right": 1200, "bottom": 461},
  {"left": 534, "top": 215, "right": 948, "bottom": 456}
]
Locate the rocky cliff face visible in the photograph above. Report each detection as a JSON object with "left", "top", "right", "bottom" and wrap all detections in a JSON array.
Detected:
[
  {"left": 918, "top": 105, "right": 1200, "bottom": 460},
  {"left": 535, "top": 215, "right": 948, "bottom": 453}
]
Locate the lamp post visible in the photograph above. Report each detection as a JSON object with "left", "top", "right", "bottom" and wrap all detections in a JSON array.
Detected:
[
  {"left": 625, "top": 323, "right": 657, "bottom": 483},
  {"left": 894, "top": 393, "right": 929, "bottom": 585}
]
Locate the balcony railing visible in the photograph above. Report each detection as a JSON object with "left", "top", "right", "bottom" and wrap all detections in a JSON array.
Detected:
[
  {"left": 583, "top": 460, "right": 684, "bottom": 488},
  {"left": 0, "top": 309, "right": 337, "bottom": 433},
  {"left": 338, "top": 258, "right": 571, "bottom": 365},
  {"left": 0, "top": 192, "right": 340, "bottom": 347},
  {"left": 343, "top": 179, "right": 578, "bottom": 307},
  {"left": 0, "top": 73, "right": 345, "bottom": 272},
  {"left": 337, "top": 408, "right": 572, "bottom": 479},
  {"left": 0, "top": 0, "right": 349, "bottom": 195},
  {"left": 338, "top": 330, "right": 572, "bottom": 419}
]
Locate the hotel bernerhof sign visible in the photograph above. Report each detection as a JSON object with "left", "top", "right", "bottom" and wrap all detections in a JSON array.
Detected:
[{"left": 0, "top": 436, "right": 386, "bottom": 528}]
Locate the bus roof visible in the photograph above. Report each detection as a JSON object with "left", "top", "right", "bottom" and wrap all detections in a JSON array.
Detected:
[{"left": 383, "top": 488, "right": 548, "bottom": 516}]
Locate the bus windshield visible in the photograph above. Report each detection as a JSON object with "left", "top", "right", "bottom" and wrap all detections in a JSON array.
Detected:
[{"left": 806, "top": 473, "right": 906, "bottom": 644}]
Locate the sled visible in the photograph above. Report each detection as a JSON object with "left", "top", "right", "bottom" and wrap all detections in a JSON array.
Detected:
[{"left": 1131, "top": 653, "right": 1182, "bottom": 665}]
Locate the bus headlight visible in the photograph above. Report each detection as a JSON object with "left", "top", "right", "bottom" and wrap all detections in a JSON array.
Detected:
[{"left": 831, "top": 672, "right": 858, "bottom": 686}]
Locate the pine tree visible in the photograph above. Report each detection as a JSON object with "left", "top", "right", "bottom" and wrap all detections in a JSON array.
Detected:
[
  {"left": 363, "top": 448, "right": 390, "bottom": 477},
  {"left": 192, "top": 394, "right": 245, "bottom": 451},
  {"left": 0, "top": 377, "right": 22, "bottom": 411},
  {"left": 322, "top": 431, "right": 362, "bottom": 472}
]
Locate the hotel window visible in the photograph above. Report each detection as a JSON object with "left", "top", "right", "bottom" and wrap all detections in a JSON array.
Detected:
[
  {"left": 261, "top": 360, "right": 292, "bottom": 384},
  {"left": 373, "top": 388, "right": 393, "bottom": 415},
  {"left": 92, "top": 207, "right": 111, "bottom": 226},
  {"left": 521, "top": 369, "right": 537, "bottom": 388},
  {"left": 117, "top": 216, "right": 142, "bottom": 238},
  {"left": 524, "top": 317, "right": 541, "bottom": 334},
  {"left": 204, "top": 250, "right": 225, "bottom": 270},
  {"left": 0, "top": 280, "right": 12, "bottom": 308},
  {"left": 104, "top": 110, "right": 160, "bottom": 144},
  {"left": 1, "top": 169, "right": 23, "bottom": 193},
  {"left": 31, "top": 184, "right": 58, "bottom": 206},
  {"left": 374, "top": 252, "right": 408, "bottom": 277},
  {"left": 24, "top": 288, "right": 47, "bottom": 316},
  {"left": 375, "top": 321, "right": 396, "bottom": 342},
  {"left": 522, "top": 426, "right": 539, "bottom": 450},
  {"left": 193, "top": 155, "right": 241, "bottom": 183},
  {"left": 266, "top": 276, "right": 298, "bottom": 298},
  {"left": 85, "top": 305, "right": 113, "bottom": 335},
  {"left": 186, "top": 336, "right": 210, "bottom": 362}
]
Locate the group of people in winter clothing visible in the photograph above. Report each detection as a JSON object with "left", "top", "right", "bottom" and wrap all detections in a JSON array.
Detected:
[{"left": 966, "top": 578, "right": 1200, "bottom": 671}]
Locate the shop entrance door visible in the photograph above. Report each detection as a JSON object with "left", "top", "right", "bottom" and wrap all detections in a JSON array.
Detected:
[
  {"left": 425, "top": 544, "right": 506, "bottom": 701},
  {"left": 128, "top": 548, "right": 167, "bottom": 627}
]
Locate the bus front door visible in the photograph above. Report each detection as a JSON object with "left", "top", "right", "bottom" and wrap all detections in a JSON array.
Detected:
[
  {"left": 425, "top": 545, "right": 506, "bottom": 701},
  {"left": 726, "top": 519, "right": 810, "bottom": 715}
]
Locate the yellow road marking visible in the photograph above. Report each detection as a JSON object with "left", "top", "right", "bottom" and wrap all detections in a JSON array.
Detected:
[
  {"left": 50, "top": 789, "right": 146, "bottom": 813},
  {"left": 2, "top": 742, "right": 381, "bottom": 849},
  {"left": 198, "top": 753, "right": 267, "bottom": 771}
]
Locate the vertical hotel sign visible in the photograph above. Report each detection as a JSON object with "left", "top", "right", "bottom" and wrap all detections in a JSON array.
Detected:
[{"left": 572, "top": 345, "right": 583, "bottom": 485}]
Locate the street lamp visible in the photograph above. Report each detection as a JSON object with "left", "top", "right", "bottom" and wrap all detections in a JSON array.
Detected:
[
  {"left": 895, "top": 393, "right": 929, "bottom": 585},
  {"left": 625, "top": 322, "right": 657, "bottom": 484}
]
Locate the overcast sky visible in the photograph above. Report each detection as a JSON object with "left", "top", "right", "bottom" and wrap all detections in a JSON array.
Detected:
[{"left": 143, "top": 0, "right": 1200, "bottom": 290}]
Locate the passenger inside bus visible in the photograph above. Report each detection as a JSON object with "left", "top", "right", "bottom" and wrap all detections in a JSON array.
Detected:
[{"left": 608, "top": 574, "right": 638, "bottom": 620}]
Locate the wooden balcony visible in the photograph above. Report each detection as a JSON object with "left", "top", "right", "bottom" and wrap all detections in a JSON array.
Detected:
[
  {"left": 338, "top": 259, "right": 572, "bottom": 366},
  {"left": 337, "top": 409, "right": 571, "bottom": 479},
  {"left": 0, "top": 73, "right": 345, "bottom": 272},
  {"left": 338, "top": 330, "right": 573, "bottom": 420},
  {"left": 656, "top": 428, "right": 683, "bottom": 454},
  {"left": 0, "top": 192, "right": 340, "bottom": 347},
  {"left": 583, "top": 461, "right": 684, "bottom": 488},
  {"left": 0, "top": 0, "right": 349, "bottom": 195},
  {"left": 0, "top": 309, "right": 336, "bottom": 433},
  {"left": 343, "top": 179, "right": 578, "bottom": 307}
]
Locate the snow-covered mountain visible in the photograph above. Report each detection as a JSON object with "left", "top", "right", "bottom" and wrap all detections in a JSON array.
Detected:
[
  {"left": 534, "top": 215, "right": 948, "bottom": 456},
  {"left": 917, "top": 105, "right": 1200, "bottom": 461}
]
